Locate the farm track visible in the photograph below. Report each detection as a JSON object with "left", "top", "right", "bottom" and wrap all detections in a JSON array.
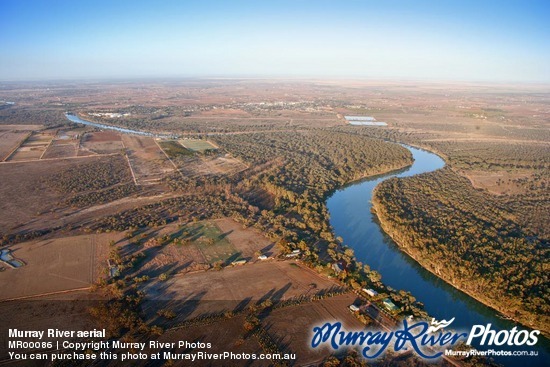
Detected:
[
  {"left": 1, "top": 131, "right": 32, "bottom": 161},
  {"left": 153, "top": 139, "right": 185, "bottom": 179},
  {"left": 0, "top": 287, "right": 92, "bottom": 303},
  {"left": 0, "top": 152, "right": 119, "bottom": 165},
  {"left": 13, "top": 192, "right": 181, "bottom": 237},
  {"left": 120, "top": 138, "right": 139, "bottom": 185}
]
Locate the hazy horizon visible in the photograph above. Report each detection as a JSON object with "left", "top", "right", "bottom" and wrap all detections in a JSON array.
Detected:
[{"left": 2, "top": 0, "right": 549, "bottom": 83}]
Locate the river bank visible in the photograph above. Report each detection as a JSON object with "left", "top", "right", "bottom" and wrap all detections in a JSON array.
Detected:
[
  {"left": 371, "top": 189, "right": 549, "bottom": 337},
  {"left": 65, "top": 113, "right": 173, "bottom": 139},
  {"left": 326, "top": 144, "right": 549, "bottom": 367}
]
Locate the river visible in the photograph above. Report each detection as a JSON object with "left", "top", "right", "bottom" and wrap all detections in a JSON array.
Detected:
[
  {"left": 326, "top": 144, "right": 549, "bottom": 366},
  {"left": 65, "top": 113, "right": 172, "bottom": 138}
]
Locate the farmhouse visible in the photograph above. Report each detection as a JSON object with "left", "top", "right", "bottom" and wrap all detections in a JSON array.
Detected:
[
  {"left": 332, "top": 260, "right": 347, "bottom": 274},
  {"left": 362, "top": 288, "right": 378, "bottom": 297},
  {"left": 285, "top": 249, "right": 301, "bottom": 258},
  {"left": 349, "top": 304, "right": 360, "bottom": 312},
  {"left": 382, "top": 298, "right": 399, "bottom": 312}
]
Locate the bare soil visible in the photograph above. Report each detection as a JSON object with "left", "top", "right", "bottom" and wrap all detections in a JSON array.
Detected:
[
  {"left": 463, "top": 169, "right": 533, "bottom": 195},
  {"left": 41, "top": 139, "right": 78, "bottom": 159},
  {"left": 179, "top": 155, "right": 247, "bottom": 177},
  {"left": 121, "top": 135, "right": 174, "bottom": 183},
  {"left": 134, "top": 218, "right": 276, "bottom": 277},
  {"left": 261, "top": 293, "right": 365, "bottom": 366},
  {"left": 81, "top": 131, "right": 124, "bottom": 154},
  {"left": 6, "top": 132, "right": 53, "bottom": 162},
  {"left": 0, "top": 232, "right": 119, "bottom": 300},
  {"left": 0, "top": 130, "right": 30, "bottom": 161},
  {"left": 141, "top": 260, "right": 344, "bottom": 322}
]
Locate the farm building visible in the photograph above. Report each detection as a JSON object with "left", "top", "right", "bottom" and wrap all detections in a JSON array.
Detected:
[
  {"left": 285, "top": 249, "right": 301, "bottom": 258},
  {"left": 363, "top": 288, "right": 378, "bottom": 297},
  {"left": 332, "top": 260, "right": 347, "bottom": 274},
  {"left": 349, "top": 304, "right": 360, "bottom": 312},
  {"left": 382, "top": 298, "right": 399, "bottom": 312}
]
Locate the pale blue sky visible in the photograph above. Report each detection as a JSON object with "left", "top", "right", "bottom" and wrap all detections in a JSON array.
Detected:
[{"left": 1, "top": 0, "right": 549, "bottom": 82}]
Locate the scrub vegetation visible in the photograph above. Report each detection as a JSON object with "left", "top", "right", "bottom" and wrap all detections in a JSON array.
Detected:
[
  {"left": 1, "top": 80, "right": 548, "bottom": 365},
  {"left": 374, "top": 168, "right": 549, "bottom": 334}
]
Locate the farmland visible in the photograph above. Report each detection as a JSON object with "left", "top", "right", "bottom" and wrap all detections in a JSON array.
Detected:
[
  {"left": 6, "top": 132, "right": 53, "bottom": 161},
  {"left": 0, "top": 128, "right": 30, "bottom": 161},
  {"left": 261, "top": 293, "right": 364, "bottom": 365},
  {"left": 179, "top": 138, "right": 218, "bottom": 152},
  {"left": 177, "top": 154, "right": 248, "bottom": 177},
  {"left": 121, "top": 218, "right": 275, "bottom": 276},
  {"left": 41, "top": 137, "right": 78, "bottom": 159},
  {"left": 0, "top": 233, "right": 119, "bottom": 300},
  {"left": 157, "top": 140, "right": 192, "bottom": 158},
  {"left": 172, "top": 221, "right": 242, "bottom": 264},
  {"left": 80, "top": 131, "right": 124, "bottom": 155},
  {"left": 143, "top": 316, "right": 267, "bottom": 367},
  {"left": 0, "top": 79, "right": 547, "bottom": 366},
  {"left": 0, "top": 292, "right": 106, "bottom": 362},
  {"left": 122, "top": 135, "right": 175, "bottom": 184},
  {"left": 141, "top": 260, "right": 345, "bottom": 321}
]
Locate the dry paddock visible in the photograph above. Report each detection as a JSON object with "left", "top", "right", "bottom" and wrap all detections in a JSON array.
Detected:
[
  {"left": 0, "top": 232, "right": 120, "bottom": 300},
  {"left": 134, "top": 218, "right": 277, "bottom": 275},
  {"left": 0, "top": 155, "right": 130, "bottom": 232},
  {"left": 141, "top": 260, "right": 345, "bottom": 322},
  {"left": 121, "top": 135, "right": 174, "bottom": 183}
]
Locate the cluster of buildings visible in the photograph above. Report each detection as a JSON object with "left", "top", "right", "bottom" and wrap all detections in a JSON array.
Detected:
[
  {"left": 344, "top": 115, "right": 388, "bottom": 126},
  {"left": 89, "top": 112, "right": 130, "bottom": 118}
]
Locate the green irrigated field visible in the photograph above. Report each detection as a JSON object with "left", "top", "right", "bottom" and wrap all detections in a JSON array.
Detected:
[
  {"left": 179, "top": 138, "right": 217, "bottom": 152},
  {"left": 181, "top": 221, "right": 243, "bottom": 264},
  {"left": 157, "top": 140, "right": 193, "bottom": 158}
]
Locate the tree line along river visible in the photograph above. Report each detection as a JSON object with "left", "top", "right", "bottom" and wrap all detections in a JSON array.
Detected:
[
  {"left": 326, "top": 145, "right": 549, "bottom": 367},
  {"left": 65, "top": 113, "right": 548, "bottom": 365}
]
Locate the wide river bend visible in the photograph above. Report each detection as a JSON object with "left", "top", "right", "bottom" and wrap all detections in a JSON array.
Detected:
[
  {"left": 327, "top": 144, "right": 548, "bottom": 366},
  {"left": 65, "top": 113, "right": 548, "bottom": 365}
]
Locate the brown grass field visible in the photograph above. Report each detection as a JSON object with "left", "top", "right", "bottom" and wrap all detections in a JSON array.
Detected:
[
  {"left": 463, "top": 170, "right": 534, "bottom": 195},
  {"left": 0, "top": 155, "right": 131, "bottom": 233},
  {"left": 80, "top": 131, "right": 124, "bottom": 155},
  {"left": 178, "top": 155, "right": 247, "bottom": 177},
  {"left": 41, "top": 139, "right": 78, "bottom": 159},
  {"left": 0, "top": 292, "right": 107, "bottom": 362},
  {"left": 122, "top": 135, "right": 174, "bottom": 184},
  {"left": 5, "top": 132, "right": 53, "bottom": 161},
  {"left": 133, "top": 218, "right": 277, "bottom": 276},
  {"left": 261, "top": 293, "right": 365, "bottom": 366},
  {"left": 0, "top": 129, "right": 30, "bottom": 161},
  {"left": 0, "top": 232, "right": 119, "bottom": 300},
  {"left": 141, "top": 260, "right": 344, "bottom": 322}
]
